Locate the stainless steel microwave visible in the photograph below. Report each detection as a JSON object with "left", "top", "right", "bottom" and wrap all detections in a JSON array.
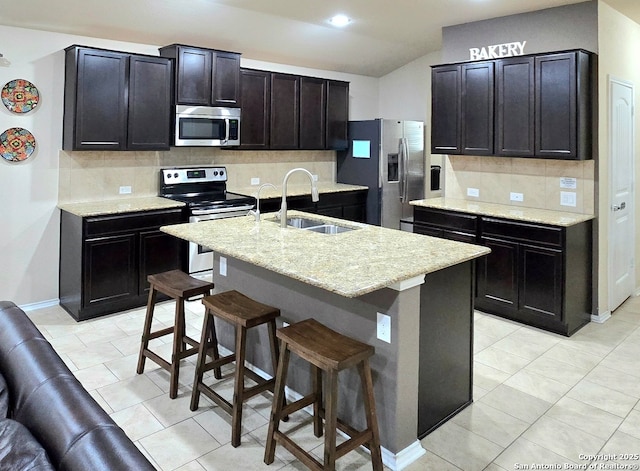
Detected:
[{"left": 174, "top": 105, "right": 240, "bottom": 147}]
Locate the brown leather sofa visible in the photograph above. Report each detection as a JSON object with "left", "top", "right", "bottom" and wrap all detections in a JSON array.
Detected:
[{"left": 0, "top": 301, "right": 156, "bottom": 470}]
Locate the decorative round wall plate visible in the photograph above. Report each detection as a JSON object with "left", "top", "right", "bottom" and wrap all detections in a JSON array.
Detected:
[
  {"left": 1, "top": 79, "right": 40, "bottom": 113},
  {"left": 0, "top": 127, "right": 36, "bottom": 162}
]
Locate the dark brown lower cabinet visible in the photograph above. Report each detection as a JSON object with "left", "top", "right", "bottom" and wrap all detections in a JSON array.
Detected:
[
  {"left": 414, "top": 207, "right": 592, "bottom": 336},
  {"left": 60, "top": 208, "right": 187, "bottom": 321},
  {"left": 259, "top": 190, "right": 367, "bottom": 223}
]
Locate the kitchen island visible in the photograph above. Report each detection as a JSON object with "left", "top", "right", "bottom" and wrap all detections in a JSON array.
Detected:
[{"left": 161, "top": 211, "right": 489, "bottom": 470}]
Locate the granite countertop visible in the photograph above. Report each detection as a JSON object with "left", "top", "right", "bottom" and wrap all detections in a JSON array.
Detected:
[
  {"left": 228, "top": 182, "right": 368, "bottom": 199},
  {"left": 161, "top": 210, "right": 490, "bottom": 298},
  {"left": 58, "top": 197, "right": 185, "bottom": 217},
  {"left": 410, "top": 197, "right": 594, "bottom": 227}
]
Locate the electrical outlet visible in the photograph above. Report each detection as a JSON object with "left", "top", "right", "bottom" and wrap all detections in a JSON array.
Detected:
[
  {"left": 467, "top": 187, "right": 480, "bottom": 198},
  {"left": 251, "top": 177, "right": 260, "bottom": 185},
  {"left": 560, "top": 191, "right": 577, "bottom": 207},
  {"left": 510, "top": 192, "right": 524, "bottom": 202},
  {"left": 219, "top": 256, "right": 227, "bottom": 276},
  {"left": 377, "top": 312, "right": 391, "bottom": 343},
  {"left": 119, "top": 186, "right": 132, "bottom": 194}
]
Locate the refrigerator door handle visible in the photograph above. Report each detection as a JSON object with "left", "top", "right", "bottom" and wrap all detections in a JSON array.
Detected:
[{"left": 399, "top": 137, "right": 409, "bottom": 202}]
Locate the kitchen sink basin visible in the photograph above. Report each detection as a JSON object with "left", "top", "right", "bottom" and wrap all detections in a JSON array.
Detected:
[
  {"left": 268, "top": 216, "right": 358, "bottom": 234},
  {"left": 304, "top": 224, "right": 356, "bottom": 234}
]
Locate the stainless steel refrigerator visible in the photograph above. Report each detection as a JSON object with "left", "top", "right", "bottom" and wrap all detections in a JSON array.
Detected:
[{"left": 337, "top": 119, "right": 425, "bottom": 228}]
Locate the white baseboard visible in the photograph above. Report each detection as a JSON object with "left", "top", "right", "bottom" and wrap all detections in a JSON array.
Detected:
[
  {"left": 19, "top": 298, "right": 60, "bottom": 312},
  {"left": 591, "top": 310, "right": 611, "bottom": 323}
]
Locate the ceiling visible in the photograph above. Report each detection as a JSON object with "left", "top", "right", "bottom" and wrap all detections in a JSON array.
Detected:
[{"left": 2, "top": 0, "right": 639, "bottom": 77}]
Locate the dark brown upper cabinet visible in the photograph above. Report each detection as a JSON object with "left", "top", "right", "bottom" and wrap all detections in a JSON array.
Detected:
[
  {"left": 299, "top": 77, "right": 327, "bottom": 149},
  {"left": 270, "top": 73, "right": 300, "bottom": 149},
  {"left": 431, "top": 64, "right": 461, "bottom": 154},
  {"left": 431, "top": 49, "right": 593, "bottom": 160},
  {"left": 326, "top": 80, "right": 349, "bottom": 150},
  {"left": 461, "top": 61, "right": 494, "bottom": 155},
  {"left": 535, "top": 51, "right": 591, "bottom": 160},
  {"left": 239, "top": 68, "right": 349, "bottom": 150},
  {"left": 495, "top": 57, "right": 535, "bottom": 157},
  {"left": 63, "top": 45, "right": 172, "bottom": 151},
  {"left": 159, "top": 44, "right": 241, "bottom": 107},
  {"left": 239, "top": 68, "right": 270, "bottom": 149}
]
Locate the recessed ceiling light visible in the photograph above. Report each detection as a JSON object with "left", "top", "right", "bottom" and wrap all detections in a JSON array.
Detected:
[{"left": 328, "top": 14, "right": 351, "bottom": 27}]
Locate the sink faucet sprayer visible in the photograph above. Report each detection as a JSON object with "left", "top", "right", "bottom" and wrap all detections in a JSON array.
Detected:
[
  {"left": 248, "top": 183, "right": 277, "bottom": 222},
  {"left": 278, "top": 168, "right": 319, "bottom": 228}
]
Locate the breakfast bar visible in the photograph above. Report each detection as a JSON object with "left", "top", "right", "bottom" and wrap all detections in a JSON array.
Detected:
[{"left": 161, "top": 211, "right": 489, "bottom": 469}]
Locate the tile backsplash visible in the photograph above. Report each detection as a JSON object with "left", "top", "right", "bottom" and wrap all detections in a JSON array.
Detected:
[
  {"left": 443, "top": 155, "right": 595, "bottom": 215},
  {"left": 58, "top": 148, "right": 336, "bottom": 203}
]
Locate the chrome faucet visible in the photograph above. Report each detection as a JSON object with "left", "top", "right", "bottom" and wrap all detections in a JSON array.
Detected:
[
  {"left": 248, "top": 183, "right": 277, "bottom": 222},
  {"left": 278, "top": 168, "right": 319, "bottom": 228}
]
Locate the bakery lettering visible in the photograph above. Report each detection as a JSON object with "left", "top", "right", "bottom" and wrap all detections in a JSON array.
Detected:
[{"left": 469, "top": 41, "right": 527, "bottom": 60}]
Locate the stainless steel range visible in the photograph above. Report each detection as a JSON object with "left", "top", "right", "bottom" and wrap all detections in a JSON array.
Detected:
[{"left": 159, "top": 166, "right": 254, "bottom": 278}]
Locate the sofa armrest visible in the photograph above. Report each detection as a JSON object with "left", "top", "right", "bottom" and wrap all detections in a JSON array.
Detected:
[{"left": 0, "top": 301, "right": 155, "bottom": 471}]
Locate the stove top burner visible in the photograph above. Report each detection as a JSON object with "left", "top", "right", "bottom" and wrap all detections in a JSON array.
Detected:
[{"left": 159, "top": 167, "right": 254, "bottom": 212}]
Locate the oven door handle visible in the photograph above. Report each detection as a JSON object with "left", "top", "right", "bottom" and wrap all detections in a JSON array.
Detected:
[
  {"left": 224, "top": 118, "right": 230, "bottom": 144},
  {"left": 190, "top": 205, "right": 254, "bottom": 217}
]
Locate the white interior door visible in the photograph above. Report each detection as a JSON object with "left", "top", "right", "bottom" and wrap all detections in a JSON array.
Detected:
[{"left": 609, "top": 77, "right": 635, "bottom": 312}]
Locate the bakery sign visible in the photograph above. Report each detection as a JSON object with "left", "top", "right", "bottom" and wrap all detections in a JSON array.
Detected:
[{"left": 469, "top": 41, "right": 527, "bottom": 60}]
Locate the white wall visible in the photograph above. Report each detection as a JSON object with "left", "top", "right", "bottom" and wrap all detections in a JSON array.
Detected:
[{"left": 0, "top": 25, "right": 379, "bottom": 308}]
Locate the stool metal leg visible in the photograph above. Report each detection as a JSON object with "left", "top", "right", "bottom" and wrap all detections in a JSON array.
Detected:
[
  {"left": 136, "top": 286, "right": 157, "bottom": 374},
  {"left": 231, "top": 325, "right": 247, "bottom": 448},
  {"left": 264, "top": 341, "right": 290, "bottom": 465}
]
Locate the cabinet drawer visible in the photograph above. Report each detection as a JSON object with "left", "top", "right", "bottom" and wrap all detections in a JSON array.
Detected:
[
  {"left": 85, "top": 209, "right": 185, "bottom": 237},
  {"left": 414, "top": 207, "right": 477, "bottom": 233},
  {"left": 480, "top": 217, "right": 562, "bottom": 247}
]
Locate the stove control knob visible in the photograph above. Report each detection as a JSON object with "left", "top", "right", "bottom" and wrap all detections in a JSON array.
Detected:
[
  {"left": 219, "top": 170, "right": 225, "bottom": 177},
  {"left": 166, "top": 173, "right": 171, "bottom": 178},
  {"left": 213, "top": 170, "right": 219, "bottom": 176},
  {"left": 174, "top": 173, "right": 179, "bottom": 178}
]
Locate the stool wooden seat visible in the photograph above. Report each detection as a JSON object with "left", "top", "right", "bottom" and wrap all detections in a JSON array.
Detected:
[
  {"left": 264, "top": 318, "right": 383, "bottom": 471},
  {"left": 136, "top": 269, "right": 214, "bottom": 399},
  {"left": 190, "top": 290, "right": 281, "bottom": 448}
]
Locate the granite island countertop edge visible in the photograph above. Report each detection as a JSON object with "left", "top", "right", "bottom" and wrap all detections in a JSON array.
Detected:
[{"left": 160, "top": 211, "right": 490, "bottom": 298}]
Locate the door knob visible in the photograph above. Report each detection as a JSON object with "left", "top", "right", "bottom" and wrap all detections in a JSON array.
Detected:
[{"left": 613, "top": 202, "right": 626, "bottom": 211}]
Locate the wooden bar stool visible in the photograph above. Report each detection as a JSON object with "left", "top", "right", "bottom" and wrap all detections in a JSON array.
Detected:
[
  {"left": 264, "top": 318, "right": 383, "bottom": 471},
  {"left": 136, "top": 269, "right": 214, "bottom": 399},
  {"left": 190, "top": 290, "right": 281, "bottom": 448}
]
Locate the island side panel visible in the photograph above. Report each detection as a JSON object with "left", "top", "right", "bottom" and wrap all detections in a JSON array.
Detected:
[
  {"left": 211, "top": 254, "right": 422, "bottom": 455},
  {"left": 418, "top": 260, "right": 475, "bottom": 437}
]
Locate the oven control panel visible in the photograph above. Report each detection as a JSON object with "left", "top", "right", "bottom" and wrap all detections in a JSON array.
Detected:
[{"left": 161, "top": 167, "right": 227, "bottom": 184}]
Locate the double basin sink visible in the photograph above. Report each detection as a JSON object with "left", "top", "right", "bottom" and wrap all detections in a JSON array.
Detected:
[{"left": 271, "top": 216, "right": 358, "bottom": 234}]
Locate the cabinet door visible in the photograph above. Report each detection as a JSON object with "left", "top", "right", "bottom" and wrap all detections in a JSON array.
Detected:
[
  {"left": 128, "top": 55, "right": 172, "bottom": 150},
  {"left": 176, "top": 46, "right": 212, "bottom": 105},
  {"left": 83, "top": 234, "right": 137, "bottom": 308},
  {"left": 461, "top": 61, "right": 494, "bottom": 155},
  {"left": 139, "top": 229, "right": 185, "bottom": 296},
  {"left": 300, "top": 77, "right": 326, "bottom": 149},
  {"left": 211, "top": 51, "right": 241, "bottom": 106},
  {"left": 535, "top": 52, "right": 577, "bottom": 158},
  {"left": 496, "top": 57, "right": 534, "bottom": 156},
  {"left": 326, "top": 80, "right": 349, "bottom": 150},
  {"left": 270, "top": 73, "right": 299, "bottom": 149},
  {"left": 239, "top": 69, "right": 271, "bottom": 149},
  {"left": 431, "top": 65, "right": 461, "bottom": 154},
  {"left": 477, "top": 236, "right": 519, "bottom": 309},
  {"left": 519, "top": 243, "right": 563, "bottom": 319},
  {"left": 68, "top": 48, "right": 128, "bottom": 150}
]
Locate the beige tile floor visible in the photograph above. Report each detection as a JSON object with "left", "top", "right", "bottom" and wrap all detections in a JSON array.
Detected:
[{"left": 26, "top": 296, "right": 640, "bottom": 471}]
